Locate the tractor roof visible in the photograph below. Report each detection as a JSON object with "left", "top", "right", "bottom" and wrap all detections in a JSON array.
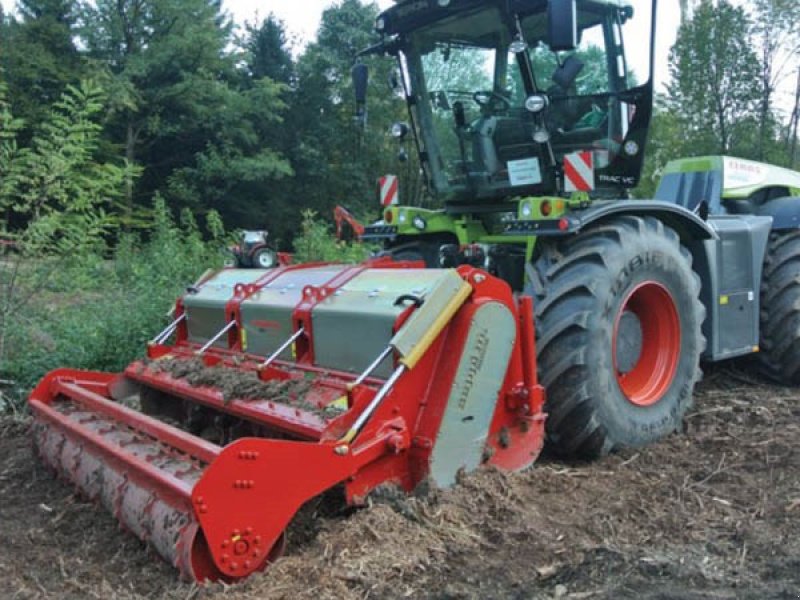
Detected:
[{"left": 376, "top": 0, "right": 629, "bottom": 38}]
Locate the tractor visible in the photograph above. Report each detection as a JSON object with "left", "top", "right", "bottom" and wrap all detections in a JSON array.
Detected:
[
  {"left": 227, "top": 229, "right": 288, "bottom": 269},
  {"left": 356, "top": 0, "right": 800, "bottom": 456},
  {"left": 26, "top": 0, "right": 800, "bottom": 584}
]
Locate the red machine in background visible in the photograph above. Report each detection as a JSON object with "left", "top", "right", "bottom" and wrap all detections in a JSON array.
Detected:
[{"left": 334, "top": 205, "right": 365, "bottom": 241}]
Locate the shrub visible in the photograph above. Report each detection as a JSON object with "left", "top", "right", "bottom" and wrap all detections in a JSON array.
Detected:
[
  {"left": 0, "top": 199, "right": 226, "bottom": 411},
  {"left": 292, "top": 209, "right": 373, "bottom": 263}
]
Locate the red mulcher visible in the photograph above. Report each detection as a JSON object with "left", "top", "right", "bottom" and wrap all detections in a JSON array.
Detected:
[{"left": 29, "top": 260, "right": 545, "bottom": 582}]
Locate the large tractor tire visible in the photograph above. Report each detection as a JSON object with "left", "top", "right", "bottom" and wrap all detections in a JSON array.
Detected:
[
  {"left": 529, "top": 216, "right": 705, "bottom": 458},
  {"left": 759, "top": 231, "right": 800, "bottom": 383}
]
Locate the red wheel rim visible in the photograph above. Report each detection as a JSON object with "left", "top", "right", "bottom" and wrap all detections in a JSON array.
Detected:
[{"left": 612, "top": 281, "right": 681, "bottom": 407}]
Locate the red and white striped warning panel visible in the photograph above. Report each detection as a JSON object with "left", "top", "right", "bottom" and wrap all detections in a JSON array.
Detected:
[
  {"left": 564, "top": 151, "right": 595, "bottom": 193},
  {"left": 378, "top": 175, "right": 399, "bottom": 206}
]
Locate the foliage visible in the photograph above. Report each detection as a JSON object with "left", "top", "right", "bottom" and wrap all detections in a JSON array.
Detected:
[
  {"left": 0, "top": 0, "right": 86, "bottom": 141},
  {"left": 639, "top": 0, "right": 799, "bottom": 195},
  {"left": 292, "top": 209, "right": 372, "bottom": 263},
  {"left": 0, "top": 80, "right": 137, "bottom": 254},
  {"left": 78, "top": 0, "right": 293, "bottom": 227},
  {"left": 666, "top": 0, "right": 762, "bottom": 157},
  {"left": 0, "top": 197, "right": 226, "bottom": 409},
  {"left": 243, "top": 14, "right": 295, "bottom": 85}
]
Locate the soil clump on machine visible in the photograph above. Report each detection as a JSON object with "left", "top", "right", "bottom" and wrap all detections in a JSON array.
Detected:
[
  {"left": 2, "top": 367, "right": 798, "bottom": 599},
  {"left": 144, "top": 357, "right": 318, "bottom": 412}
]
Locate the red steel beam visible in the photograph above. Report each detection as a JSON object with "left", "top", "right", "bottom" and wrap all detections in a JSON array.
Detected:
[
  {"left": 124, "top": 366, "right": 327, "bottom": 440},
  {"left": 52, "top": 379, "right": 221, "bottom": 464}
]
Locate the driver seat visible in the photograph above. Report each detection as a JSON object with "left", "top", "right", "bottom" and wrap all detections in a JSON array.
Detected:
[
  {"left": 471, "top": 114, "right": 542, "bottom": 180},
  {"left": 470, "top": 115, "right": 502, "bottom": 176}
]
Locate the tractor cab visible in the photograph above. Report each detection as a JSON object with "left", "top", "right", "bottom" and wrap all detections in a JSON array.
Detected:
[{"left": 365, "top": 0, "right": 655, "bottom": 205}]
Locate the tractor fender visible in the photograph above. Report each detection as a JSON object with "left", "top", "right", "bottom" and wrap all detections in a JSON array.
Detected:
[
  {"left": 560, "top": 200, "right": 718, "bottom": 243},
  {"left": 750, "top": 196, "right": 800, "bottom": 230}
]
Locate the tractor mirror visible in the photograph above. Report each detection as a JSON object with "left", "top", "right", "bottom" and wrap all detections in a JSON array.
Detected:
[
  {"left": 552, "top": 55, "right": 584, "bottom": 89},
  {"left": 353, "top": 63, "right": 369, "bottom": 105},
  {"left": 548, "top": 0, "right": 578, "bottom": 52}
]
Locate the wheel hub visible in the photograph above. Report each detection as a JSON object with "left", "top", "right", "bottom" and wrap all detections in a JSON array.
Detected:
[
  {"left": 613, "top": 281, "right": 681, "bottom": 407},
  {"left": 615, "top": 310, "right": 643, "bottom": 374}
]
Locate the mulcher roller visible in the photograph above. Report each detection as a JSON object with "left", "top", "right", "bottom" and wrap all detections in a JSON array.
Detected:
[{"left": 29, "top": 259, "right": 546, "bottom": 582}]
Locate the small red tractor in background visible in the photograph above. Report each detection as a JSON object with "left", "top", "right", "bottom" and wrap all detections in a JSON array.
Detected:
[{"left": 227, "top": 230, "right": 291, "bottom": 269}]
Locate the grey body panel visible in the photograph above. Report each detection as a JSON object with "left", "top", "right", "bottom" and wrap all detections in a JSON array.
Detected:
[
  {"left": 655, "top": 169, "right": 724, "bottom": 214},
  {"left": 182, "top": 269, "right": 263, "bottom": 348},
  {"left": 429, "top": 301, "right": 516, "bottom": 487},
  {"left": 312, "top": 269, "right": 448, "bottom": 376},
  {"left": 751, "top": 196, "right": 800, "bottom": 230},
  {"left": 690, "top": 215, "right": 772, "bottom": 361},
  {"left": 183, "top": 266, "right": 466, "bottom": 376},
  {"left": 657, "top": 169, "right": 800, "bottom": 231},
  {"left": 239, "top": 267, "right": 344, "bottom": 359}
]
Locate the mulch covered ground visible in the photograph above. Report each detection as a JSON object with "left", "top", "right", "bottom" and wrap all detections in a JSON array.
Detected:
[{"left": 1, "top": 366, "right": 798, "bottom": 599}]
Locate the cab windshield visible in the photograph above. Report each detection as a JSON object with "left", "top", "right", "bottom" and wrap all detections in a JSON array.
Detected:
[{"left": 403, "top": 1, "right": 653, "bottom": 201}]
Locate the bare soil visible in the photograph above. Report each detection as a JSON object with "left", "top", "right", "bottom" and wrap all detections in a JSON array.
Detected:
[{"left": 1, "top": 366, "right": 798, "bottom": 599}]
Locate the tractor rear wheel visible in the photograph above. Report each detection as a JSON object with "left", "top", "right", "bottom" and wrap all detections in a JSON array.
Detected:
[
  {"left": 253, "top": 247, "right": 278, "bottom": 269},
  {"left": 759, "top": 231, "right": 800, "bottom": 383},
  {"left": 529, "top": 216, "right": 705, "bottom": 458}
]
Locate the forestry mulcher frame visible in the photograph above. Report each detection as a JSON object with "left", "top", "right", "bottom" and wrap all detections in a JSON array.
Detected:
[{"left": 29, "top": 0, "right": 800, "bottom": 584}]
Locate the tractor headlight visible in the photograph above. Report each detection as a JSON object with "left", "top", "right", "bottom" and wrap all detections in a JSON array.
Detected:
[
  {"left": 412, "top": 215, "right": 427, "bottom": 231},
  {"left": 533, "top": 129, "right": 551, "bottom": 144},
  {"left": 520, "top": 202, "right": 533, "bottom": 218},
  {"left": 525, "top": 94, "right": 548, "bottom": 113},
  {"left": 391, "top": 122, "right": 409, "bottom": 139},
  {"left": 398, "top": 210, "right": 407, "bottom": 224}
]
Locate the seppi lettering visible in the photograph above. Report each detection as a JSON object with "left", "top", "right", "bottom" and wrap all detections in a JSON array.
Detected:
[{"left": 457, "top": 328, "right": 490, "bottom": 410}]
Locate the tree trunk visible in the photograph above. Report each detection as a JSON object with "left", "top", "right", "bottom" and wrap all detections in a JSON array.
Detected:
[{"left": 125, "top": 121, "right": 135, "bottom": 229}]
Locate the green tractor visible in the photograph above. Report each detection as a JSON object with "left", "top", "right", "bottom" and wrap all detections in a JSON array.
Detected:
[{"left": 355, "top": 0, "right": 800, "bottom": 457}]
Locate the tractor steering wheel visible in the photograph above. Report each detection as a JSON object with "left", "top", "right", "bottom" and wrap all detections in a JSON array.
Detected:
[{"left": 472, "top": 91, "right": 511, "bottom": 112}]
